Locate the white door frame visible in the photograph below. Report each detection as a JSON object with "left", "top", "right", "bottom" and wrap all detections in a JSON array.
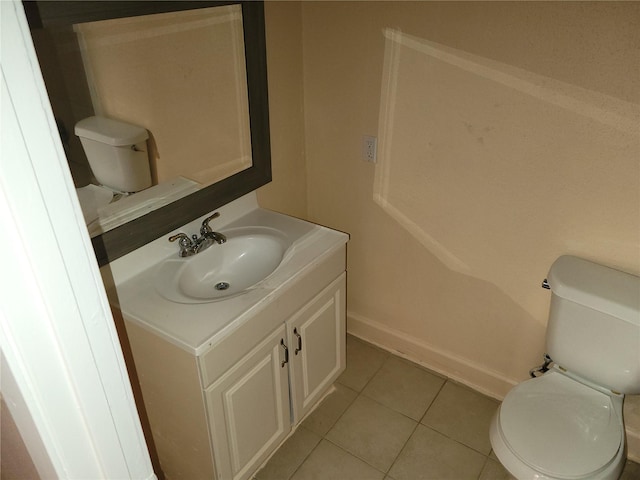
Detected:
[{"left": 0, "top": 1, "right": 156, "bottom": 478}]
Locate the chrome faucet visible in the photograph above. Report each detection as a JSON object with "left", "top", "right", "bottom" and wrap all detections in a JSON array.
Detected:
[{"left": 168, "top": 212, "right": 227, "bottom": 257}]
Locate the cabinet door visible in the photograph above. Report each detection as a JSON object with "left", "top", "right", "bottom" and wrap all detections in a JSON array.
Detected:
[
  {"left": 205, "top": 325, "right": 291, "bottom": 480},
  {"left": 288, "top": 273, "right": 346, "bottom": 423}
]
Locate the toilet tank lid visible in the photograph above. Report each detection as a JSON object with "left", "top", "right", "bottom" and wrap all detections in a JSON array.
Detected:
[
  {"left": 547, "top": 255, "right": 640, "bottom": 326},
  {"left": 75, "top": 116, "right": 148, "bottom": 146}
]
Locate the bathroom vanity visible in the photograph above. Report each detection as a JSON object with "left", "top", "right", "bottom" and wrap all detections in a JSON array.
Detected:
[{"left": 102, "top": 194, "right": 348, "bottom": 480}]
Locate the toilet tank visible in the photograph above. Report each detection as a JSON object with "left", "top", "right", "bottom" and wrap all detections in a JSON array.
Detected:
[
  {"left": 546, "top": 255, "right": 640, "bottom": 394},
  {"left": 75, "top": 116, "right": 152, "bottom": 193}
]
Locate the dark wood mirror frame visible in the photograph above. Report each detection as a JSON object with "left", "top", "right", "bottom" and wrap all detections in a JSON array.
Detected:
[{"left": 24, "top": 1, "right": 271, "bottom": 266}]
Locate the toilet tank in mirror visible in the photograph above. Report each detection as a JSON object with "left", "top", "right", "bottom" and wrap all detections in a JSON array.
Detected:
[
  {"left": 23, "top": 1, "right": 272, "bottom": 266},
  {"left": 75, "top": 116, "right": 152, "bottom": 193}
]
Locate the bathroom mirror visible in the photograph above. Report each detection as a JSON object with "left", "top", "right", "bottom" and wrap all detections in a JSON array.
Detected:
[{"left": 24, "top": 1, "right": 271, "bottom": 266}]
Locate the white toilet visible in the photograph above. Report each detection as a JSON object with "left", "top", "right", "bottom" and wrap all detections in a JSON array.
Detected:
[
  {"left": 74, "top": 116, "right": 152, "bottom": 223},
  {"left": 490, "top": 255, "right": 639, "bottom": 480}
]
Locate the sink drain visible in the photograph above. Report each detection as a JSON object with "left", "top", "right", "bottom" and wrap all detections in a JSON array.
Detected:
[{"left": 215, "top": 282, "right": 230, "bottom": 291}]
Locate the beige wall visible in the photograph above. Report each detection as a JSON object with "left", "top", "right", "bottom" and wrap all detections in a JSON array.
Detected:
[
  {"left": 261, "top": 0, "right": 640, "bottom": 456},
  {"left": 257, "top": 2, "right": 308, "bottom": 219},
  {"left": 298, "top": 0, "right": 639, "bottom": 392}
]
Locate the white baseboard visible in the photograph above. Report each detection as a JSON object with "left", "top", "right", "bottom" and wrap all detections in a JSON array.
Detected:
[
  {"left": 347, "top": 311, "right": 640, "bottom": 462},
  {"left": 346, "top": 311, "right": 518, "bottom": 400}
]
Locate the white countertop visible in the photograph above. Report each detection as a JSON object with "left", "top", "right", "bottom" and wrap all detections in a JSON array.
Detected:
[{"left": 101, "top": 193, "right": 349, "bottom": 355}]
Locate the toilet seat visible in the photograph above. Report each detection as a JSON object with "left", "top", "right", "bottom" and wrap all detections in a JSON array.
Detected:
[
  {"left": 76, "top": 184, "right": 114, "bottom": 224},
  {"left": 496, "top": 370, "right": 622, "bottom": 479}
]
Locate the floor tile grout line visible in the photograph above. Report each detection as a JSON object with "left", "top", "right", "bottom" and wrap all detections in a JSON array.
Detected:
[
  {"left": 420, "top": 423, "right": 491, "bottom": 458},
  {"left": 351, "top": 370, "right": 494, "bottom": 477},
  {"left": 280, "top": 380, "right": 365, "bottom": 480},
  {"left": 296, "top": 384, "right": 488, "bottom": 477},
  {"left": 418, "top": 377, "right": 449, "bottom": 424},
  {"left": 418, "top": 422, "right": 494, "bottom": 458},
  {"left": 477, "top": 455, "right": 493, "bottom": 480},
  {"left": 280, "top": 430, "right": 321, "bottom": 480},
  {"left": 320, "top": 378, "right": 420, "bottom": 477},
  {"left": 336, "top": 346, "right": 493, "bottom": 477},
  {"left": 357, "top": 348, "right": 392, "bottom": 394},
  {"left": 353, "top": 375, "right": 491, "bottom": 456},
  {"left": 383, "top": 414, "right": 422, "bottom": 477},
  {"left": 348, "top": 334, "right": 448, "bottom": 384},
  {"left": 357, "top": 388, "right": 426, "bottom": 424},
  {"left": 284, "top": 383, "right": 361, "bottom": 480},
  {"left": 353, "top": 350, "right": 448, "bottom": 424},
  {"left": 331, "top": 365, "right": 458, "bottom": 477},
  {"left": 337, "top": 357, "right": 426, "bottom": 475},
  {"left": 322, "top": 435, "right": 389, "bottom": 477},
  {"left": 350, "top": 390, "right": 420, "bottom": 475}
]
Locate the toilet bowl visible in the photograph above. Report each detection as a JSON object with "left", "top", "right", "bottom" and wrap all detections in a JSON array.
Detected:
[
  {"left": 75, "top": 184, "right": 117, "bottom": 224},
  {"left": 490, "top": 256, "right": 639, "bottom": 480},
  {"left": 491, "top": 368, "right": 626, "bottom": 479}
]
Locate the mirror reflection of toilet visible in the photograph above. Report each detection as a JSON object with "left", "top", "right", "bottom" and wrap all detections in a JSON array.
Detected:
[
  {"left": 490, "top": 256, "right": 639, "bottom": 480},
  {"left": 74, "top": 116, "right": 152, "bottom": 224}
]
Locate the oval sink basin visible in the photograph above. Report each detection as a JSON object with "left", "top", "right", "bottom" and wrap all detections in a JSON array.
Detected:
[{"left": 155, "top": 227, "right": 291, "bottom": 303}]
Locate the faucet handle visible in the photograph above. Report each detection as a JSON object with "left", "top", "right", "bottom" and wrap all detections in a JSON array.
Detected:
[
  {"left": 168, "top": 232, "right": 192, "bottom": 247},
  {"left": 200, "top": 212, "right": 221, "bottom": 235},
  {"left": 169, "top": 233, "right": 197, "bottom": 257}
]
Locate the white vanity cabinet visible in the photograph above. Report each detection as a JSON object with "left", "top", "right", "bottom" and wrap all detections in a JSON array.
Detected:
[
  {"left": 111, "top": 198, "right": 349, "bottom": 480},
  {"left": 286, "top": 275, "right": 346, "bottom": 424},
  {"left": 205, "top": 325, "right": 291, "bottom": 480},
  {"left": 120, "top": 241, "right": 347, "bottom": 480},
  {"left": 203, "top": 273, "right": 346, "bottom": 480}
]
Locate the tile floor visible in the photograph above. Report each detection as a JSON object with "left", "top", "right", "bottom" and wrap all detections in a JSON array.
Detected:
[{"left": 255, "top": 335, "right": 640, "bottom": 480}]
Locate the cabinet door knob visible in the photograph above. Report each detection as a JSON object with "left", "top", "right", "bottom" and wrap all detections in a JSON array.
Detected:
[
  {"left": 280, "top": 339, "right": 289, "bottom": 367},
  {"left": 294, "top": 328, "right": 302, "bottom": 355}
]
